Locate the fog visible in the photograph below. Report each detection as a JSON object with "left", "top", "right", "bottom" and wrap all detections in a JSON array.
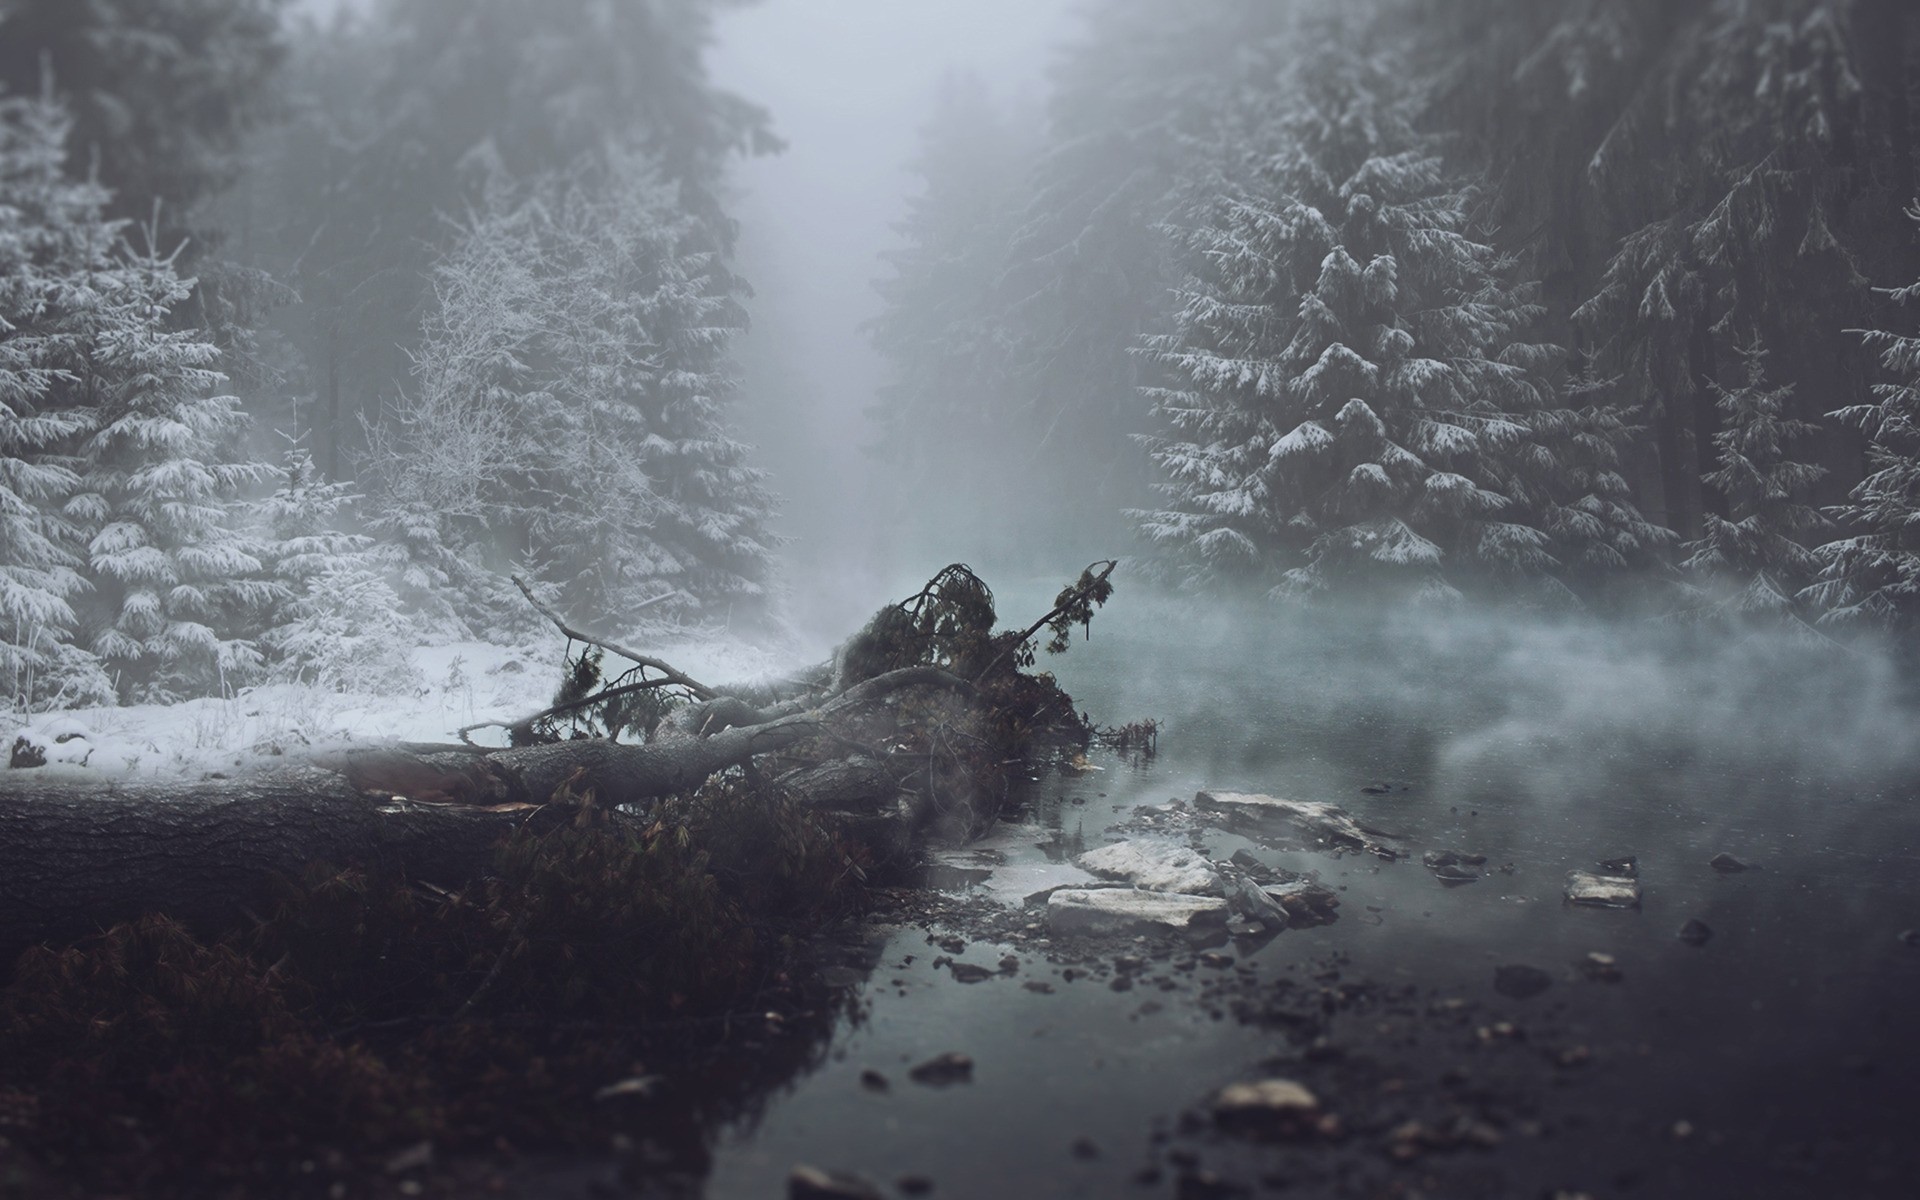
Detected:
[
  {"left": 4, "top": 3, "right": 1920, "bottom": 1194},
  {"left": 710, "top": 0, "right": 1076, "bottom": 640}
]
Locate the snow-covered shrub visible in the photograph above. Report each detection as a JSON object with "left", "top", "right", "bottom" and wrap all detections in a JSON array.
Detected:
[
  {"left": 254, "top": 439, "right": 420, "bottom": 693},
  {"left": 265, "top": 561, "right": 421, "bottom": 694}
]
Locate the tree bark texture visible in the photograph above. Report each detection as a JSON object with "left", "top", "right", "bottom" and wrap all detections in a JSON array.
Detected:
[{"left": 0, "top": 666, "right": 964, "bottom": 963}]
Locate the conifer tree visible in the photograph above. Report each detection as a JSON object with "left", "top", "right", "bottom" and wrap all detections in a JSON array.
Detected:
[
  {"left": 368, "top": 157, "right": 776, "bottom": 629},
  {"left": 1681, "top": 337, "right": 1827, "bottom": 620},
  {"left": 0, "top": 91, "right": 105, "bottom": 705},
  {"left": 64, "top": 224, "right": 278, "bottom": 699},
  {"left": 1136, "top": 38, "right": 1654, "bottom": 603},
  {"left": 1806, "top": 214, "right": 1920, "bottom": 628}
]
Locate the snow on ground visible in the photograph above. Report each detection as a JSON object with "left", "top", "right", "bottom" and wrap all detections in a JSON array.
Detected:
[{"left": 2, "top": 630, "right": 815, "bottom": 781}]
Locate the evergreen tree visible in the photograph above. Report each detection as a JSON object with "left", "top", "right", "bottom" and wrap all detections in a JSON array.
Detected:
[
  {"left": 1806, "top": 215, "right": 1920, "bottom": 627},
  {"left": 234, "top": 0, "right": 774, "bottom": 480},
  {"left": 1136, "top": 37, "right": 1653, "bottom": 603},
  {"left": 64, "top": 224, "right": 278, "bottom": 699},
  {"left": 1681, "top": 337, "right": 1828, "bottom": 619},
  {"left": 0, "top": 90, "right": 107, "bottom": 705},
  {"left": 367, "top": 157, "right": 776, "bottom": 628},
  {"left": 997, "top": 0, "right": 1302, "bottom": 544}
]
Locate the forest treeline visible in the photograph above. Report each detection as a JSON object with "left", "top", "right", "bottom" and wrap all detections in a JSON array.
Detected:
[
  {"left": 0, "top": 0, "right": 779, "bottom": 706},
  {"left": 870, "top": 0, "right": 1920, "bottom": 628},
  {"left": 2, "top": 0, "right": 1918, "bottom": 712}
]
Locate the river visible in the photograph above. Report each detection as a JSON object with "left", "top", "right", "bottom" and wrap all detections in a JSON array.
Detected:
[{"left": 591, "top": 591, "right": 1920, "bottom": 1199}]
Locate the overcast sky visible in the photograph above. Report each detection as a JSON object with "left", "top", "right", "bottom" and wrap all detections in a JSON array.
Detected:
[{"left": 710, "top": 0, "right": 1076, "bottom": 634}]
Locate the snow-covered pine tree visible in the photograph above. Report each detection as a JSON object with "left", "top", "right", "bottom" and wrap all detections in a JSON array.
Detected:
[
  {"left": 62, "top": 220, "right": 278, "bottom": 700},
  {"left": 1135, "top": 37, "right": 1644, "bottom": 603},
  {"left": 368, "top": 156, "right": 776, "bottom": 629},
  {"left": 1806, "top": 211, "right": 1920, "bottom": 628},
  {"left": 1680, "top": 336, "right": 1828, "bottom": 621},
  {"left": 0, "top": 91, "right": 107, "bottom": 706},
  {"left": 256, "top": 436, "right": 417, "bottom": 692}
]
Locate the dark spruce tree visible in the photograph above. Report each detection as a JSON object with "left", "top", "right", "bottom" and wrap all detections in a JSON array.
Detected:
[
  {"left": 1135, "top": 36, "right": 1656, "bottom": 604},
  {"left": 1680, "top": 337, "right": 1828, "bottom": 623},
  {"left": 0, "top": 0, "right": 288, "bottom": 243},
  {"left": 1806, "top": 214, "right": 1920, "bottom": 629}
]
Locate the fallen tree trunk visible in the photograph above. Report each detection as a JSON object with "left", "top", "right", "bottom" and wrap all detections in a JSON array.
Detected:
[
  {"left": 0, "top": 666, "right": 966, "bottom": 964},
  {"left": 0, "top": 557, "right": 1118, "bottom": 967},
  {"left": 0, "top": 769, "right": 513, "bottom": 962}
]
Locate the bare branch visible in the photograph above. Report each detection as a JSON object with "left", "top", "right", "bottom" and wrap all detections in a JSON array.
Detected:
[
  {"left": 512, "top": 574, "right": 715, "bottom": 699},
  {"left": 456, "top": 676, "right": 684, "bottom": 746}
]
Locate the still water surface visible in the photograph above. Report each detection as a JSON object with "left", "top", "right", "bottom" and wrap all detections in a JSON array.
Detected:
[{"left": 703, "top": 595, "right": 1920, "bottom": 1199}]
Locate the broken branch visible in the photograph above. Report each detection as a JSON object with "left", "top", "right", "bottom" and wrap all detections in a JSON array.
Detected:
[{"left": 512, "top": 574, "right": 716, "bottom": 699}]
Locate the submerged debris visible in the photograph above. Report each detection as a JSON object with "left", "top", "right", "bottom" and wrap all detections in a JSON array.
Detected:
[
  {"left": 1493, "top": 964, "right": 1554, "bottom": 1000},
  {"left": 1677, "top": 919, "right": 1714, "bottom": 947},
  {"left": 788, "top": 1163, "right": 886, "bottom": 1200},
  {"left": 1211, "top": 1078, "right": 1326, "bottom": 1141},
  {"left": 908, "top": 1052, "right": 974, "bottom": 1086},
  {"left": 1423, "top": 849, "right": 1486, "bottom": 886},
  {"left": 1387, "top": 1115, "right": 1503, "bottom": 1159},
  {"left": 1580, "top": 952, "right": 1623, "bottom": 982},
  {"left": 1564, "top": 867, "right": 1641, "bottom": 908}
]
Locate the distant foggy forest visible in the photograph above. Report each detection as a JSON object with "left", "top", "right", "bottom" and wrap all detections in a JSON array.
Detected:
[{"left": 3, "top": 0, "right": 1919, "bottom": 711}]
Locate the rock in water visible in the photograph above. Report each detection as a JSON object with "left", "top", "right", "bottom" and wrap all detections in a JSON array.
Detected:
[
  {"left": 907, "top": 1052, "right": 974, "bottom": 1086},
  {"left": 1493, "top": 964, "right": 1554, "bottom": 999},
  {"left": 1046, "top": 888, "right": 1230, "bottom": 936},
  {"left": 1677, "top": 919, "right": 1713, "bottom": 947},
  {"left": 1708, "top": 852, "right": 1750, "bottom": 873},
  {"left": 1217, "top": 863, "right": 1291, "bottom": 926},
  {"left": 1424, "top": 849, "right": 1485, "bottom": 886},
  {"left": 1212, "top": 1078, "right": 1324, "bottom": 1141},
  {"left": 1581, "top": 952, "right": 1623, "bottom": 982},
  {"left": 1229, "top": 849, "right": 1287, "bottom": 885},
  {"left": 1565, "top": 869, "right": 1641, "bottom": 908},
  {"left": 1075, "top": 839, "right": 1223, "bottom": 895},
  {"left": 1193, "top": 790, "right": 1400, "bottom": 859},
  {"left": 789, "top": 1164, "right": 886, "bottom": 1200},
  {"left": 1263, "top": 879, "right": 1341, "bottom": 926}
]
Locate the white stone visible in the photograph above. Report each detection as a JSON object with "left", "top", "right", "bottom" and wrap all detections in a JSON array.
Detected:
[
  {"left": 1213, "top": 1078, "right": 1320, "bottom": 1117},
  {"left": 1564, "top": 870, "right": 1641, "bottom": 908},
  {"left": 1075, "top": 839, "right": 1222, "bottom": 895},
  {"left": 1045, "top": 888, "right": 1230, "bottom": 935},
  {"left": 1194, "top": 790, "right": 1397, "bottom": 857}
]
